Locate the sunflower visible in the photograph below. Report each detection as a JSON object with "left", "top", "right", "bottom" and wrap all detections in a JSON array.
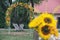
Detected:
[
  {"left": 28, "top": 16, "right": 42, "bottom": 28},
  {"left": 29, "top": 12, "right": 56, "bottom": 28},
  {"left": 28, "top": 12, "right": 59, "bottom": 40},
  {"left": 49, "top": 25, "right": 58, "bottom": 37},
  {"left": 38, "top": 23, "right": 58, "bottom": 40},
  {"left": 39, "top": 12, "right": 55, "bottom": 24},
  {"left": 38, "top": 24, "right": 51, "bottom": 40}
]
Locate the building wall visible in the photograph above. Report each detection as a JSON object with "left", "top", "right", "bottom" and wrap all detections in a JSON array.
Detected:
[{"left": 34, "top": 0, "right": 60, "bottom": 13}]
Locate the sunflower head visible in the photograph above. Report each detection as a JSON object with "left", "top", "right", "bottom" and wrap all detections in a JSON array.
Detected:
[
  {"left": 39, "top": 12, "right": 55, "bottom": 24},
  {"left": 41, "top": 25, "right": 50, "bottom": 35},
  {"left": 44, "top": 18, "right": 52, "bottom": 24},
  {"left": 39, "top": 25, "right": 51, "bottom": 40}
]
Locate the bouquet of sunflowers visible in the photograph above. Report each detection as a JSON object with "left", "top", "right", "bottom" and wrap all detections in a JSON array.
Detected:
[{"left": 28, "top": 12, "right": 59, "bottom": 40}]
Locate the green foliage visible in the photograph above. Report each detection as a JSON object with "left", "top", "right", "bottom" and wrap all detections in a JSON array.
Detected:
[
  {"left": 0, "top": 12, "right": 5, "bottom": 28},
  {"left": 30, "top": 0, "right": 43, "bottom": 4},
  {"left": 0, "top": 0, "right": 10, "bottom": 28},
  {"left": 13, "top": 0, "right": 43, "bottom": 4},
  {"left": 0, "top": 6, "right": 5, "bottom": 28},
  {"left": 11, "top": 5, "right": 32, "bottom": 29},
  {"left": 13, "top": 0, "right": 29, "bottom": 3},
  {"left": 0, "top": 0, "right": 43, "bottom": 28}
]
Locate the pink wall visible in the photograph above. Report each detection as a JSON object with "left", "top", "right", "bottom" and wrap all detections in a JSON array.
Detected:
[{"left": 34, "top": 0, "right": 60, "bottom": 13}]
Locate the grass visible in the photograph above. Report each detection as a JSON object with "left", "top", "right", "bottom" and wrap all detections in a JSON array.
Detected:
[{"left": 0, "top": 29, "right": 34, "bottom": 40}]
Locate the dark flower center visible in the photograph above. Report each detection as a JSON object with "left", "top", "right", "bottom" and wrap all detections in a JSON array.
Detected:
[
  {"left": 41, "top": 25, "right": 50, "bottom": 35},
  {"left": 44, "top": 18, "right": 51, "bottom": 23}
]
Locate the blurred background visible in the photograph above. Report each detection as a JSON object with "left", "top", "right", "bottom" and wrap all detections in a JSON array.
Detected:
[{"left": 0, "top": 0, "right": 60, "bottom": 40}]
